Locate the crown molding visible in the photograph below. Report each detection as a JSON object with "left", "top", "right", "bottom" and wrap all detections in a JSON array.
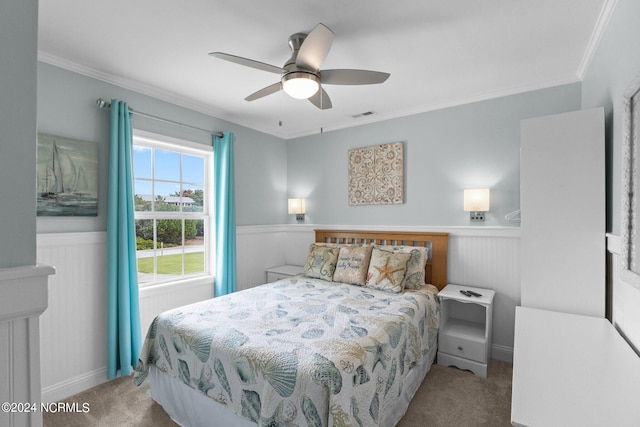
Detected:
[
  {"left": 576, "top": 0, "right": 619, "bottom": 80},
  {"left": 37, "top": 51, "right": 290, "bottom": 139},
  {"left": 38, "top": 50, "right": 582, "bottom": 141},
  {"left": 285, "top": 76, "right": 582, "bottom": 139}
]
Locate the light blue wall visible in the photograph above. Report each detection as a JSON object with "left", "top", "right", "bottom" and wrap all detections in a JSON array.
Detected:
[
  {"left": 581, "top": 0, "right": 640, "bottom": 235},
  {"left": 33, "top": 1, "right": 639, "bottom": 235},
  {"left": 287, "top": 84, "right": 581, "bottom": 226},
  {"left": 37, "top": 63, "right": 288, "bottom": 233},
  {"left": 0, "top": 0, "right": 38, "bottom": 268}
]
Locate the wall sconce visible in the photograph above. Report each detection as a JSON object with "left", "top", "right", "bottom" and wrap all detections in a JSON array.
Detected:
[
  {"left": 464, "top": 189, "right": 490, "bottom": 222},
  {"left": 288, "top": 198, "right": 306, "bottom": 222}
]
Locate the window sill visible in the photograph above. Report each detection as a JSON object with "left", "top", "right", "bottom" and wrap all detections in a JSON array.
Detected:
[{"left": 139, "top": 275, "right": 214, "bottom": 298}]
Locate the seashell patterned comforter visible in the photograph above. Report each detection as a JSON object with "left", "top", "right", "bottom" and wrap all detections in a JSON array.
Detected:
[{"left": 134, "top": 276, "right": 440, "bottom": 427}]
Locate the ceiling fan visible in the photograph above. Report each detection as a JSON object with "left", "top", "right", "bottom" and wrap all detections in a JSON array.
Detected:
[{"left": 209, "top": 23, "right": 390, "bottom": 110}]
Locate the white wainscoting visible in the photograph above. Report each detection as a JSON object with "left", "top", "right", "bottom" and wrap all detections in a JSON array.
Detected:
[
  {"left": 446, "top": 228, "right": 520, "bottom": 362},
  {"left": 37, "top": 232, "right": 213, "bottom": 403},
  {"left": 607, "top": 234, "right": 640, "bottom": 354},
  {"left": 36, "top": 225, "right": 519, "bottom": 401},
  {"left": 236, "top": 225, "right": 288, "bottom": 291},
  {"left": 139, "top": 279, "right": 214, "bottom": 341},
  {"left": 37, "top": 232, "right": 108, "bottom": 404}
]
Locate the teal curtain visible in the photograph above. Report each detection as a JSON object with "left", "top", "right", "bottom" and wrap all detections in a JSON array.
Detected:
[
  {"left": 213, "top": 132, "right": 237, "bottom": 296},
  {"left": 106, "top": 99, "right": 142, "bottom": 378}
]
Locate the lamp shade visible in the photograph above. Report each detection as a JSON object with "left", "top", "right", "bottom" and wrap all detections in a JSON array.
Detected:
[
  {"left": 288, "top": 198, "right": 305, "bottom": 214},
  {"left": 464, "top": 189, "right": 490, "bottom": 211}
]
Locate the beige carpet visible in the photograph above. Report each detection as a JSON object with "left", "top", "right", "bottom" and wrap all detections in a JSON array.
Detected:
[{"left": 44, "top": 360, "right": 512, "bottom": 427}]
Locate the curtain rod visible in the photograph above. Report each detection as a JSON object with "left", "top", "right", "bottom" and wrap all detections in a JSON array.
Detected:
[{"left": 96, "top": 98, "right": 224, "bottom": 138}]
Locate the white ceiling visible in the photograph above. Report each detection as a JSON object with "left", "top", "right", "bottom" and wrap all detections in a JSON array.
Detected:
[{"left": 38, "top": 0, "right": 611, "bottom": 139}]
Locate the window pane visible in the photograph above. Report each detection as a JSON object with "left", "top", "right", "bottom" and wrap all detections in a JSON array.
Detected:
[
  {"left": 134, "top": 180, "right": 152, "bottom": 211},
  {"left": 135, "top": 219, "right": 154, "bottom": 284},
  {"left": 155, "top": 182, "right": 181, "bottom": 212},
  {"left": 133, "top": 146, "right": 152, "bottom": 179},
  {"left": 182, "top": 186, "right": 204, "bottom": 212},
  {"left": 157, "top": 218, "right": 183, "bottom": 247},
  {"left": 156, "top": 219, "right": 184, "bottom": 281},
  {"left": 155, "top": 149, "right": 180, "bottom": 181},
  {"left": 185, "top": 219, "right": 205, "bottom": 275},
  {"left": 183, "top": 154, "right": 204, "bottom": 185}
]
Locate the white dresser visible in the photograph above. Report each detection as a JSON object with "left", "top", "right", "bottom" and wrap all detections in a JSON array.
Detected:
[{"left": 511, "top": 307, "right": 640, "bottom": 426}]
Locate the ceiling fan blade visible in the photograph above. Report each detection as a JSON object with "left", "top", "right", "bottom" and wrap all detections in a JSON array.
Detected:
[
  {"left": 209, "top": 52, "right": 284, "bottom": 74},
  {"left": 296, "top": 23, "right": 334, "bottom": 71},
  {"left": 245, "top": 82, "right": 282, "bottom": 101},
  {"left": 308, "top": 87, "right": 332, "bottom": 110},
  {"left": 321, "top": 69, "right": 390, "bottom": 85}
]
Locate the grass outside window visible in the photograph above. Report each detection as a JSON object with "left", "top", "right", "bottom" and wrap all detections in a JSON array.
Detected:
[{"left": 138, "top": 252, "right": 205, "bottom": 275}]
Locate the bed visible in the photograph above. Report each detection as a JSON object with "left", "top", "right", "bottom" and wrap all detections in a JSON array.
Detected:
[{"left": 134, "top": 229, "right": 449, "bottom": 427}]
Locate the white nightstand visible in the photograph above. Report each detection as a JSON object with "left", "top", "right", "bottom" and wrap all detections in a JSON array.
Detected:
[
  {"left": 265, "top": 265, "right": 304, "bottom": 282},
  {"left": 437, "top": 284, "right": 495, "bottom": 377}
]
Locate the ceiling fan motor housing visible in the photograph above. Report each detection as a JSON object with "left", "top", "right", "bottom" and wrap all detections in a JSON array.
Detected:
[{"left": 281, "top": 32, "right": 321, "bottom": 98}]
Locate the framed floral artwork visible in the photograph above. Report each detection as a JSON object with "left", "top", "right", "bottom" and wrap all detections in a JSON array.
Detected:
[{"left": 348, "top": 141, "right": 404, "bottom": 205}]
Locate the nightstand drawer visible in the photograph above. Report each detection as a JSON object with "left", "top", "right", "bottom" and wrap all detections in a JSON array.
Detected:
[
  {"left": 439, "top": 334, "right": 486, "bottom": 363},
  {"left": 265, "top": 265, "right": 304, "bottom": 283},
  {"left": 267, "top": 272, "right": 294, "bottom": 282}
]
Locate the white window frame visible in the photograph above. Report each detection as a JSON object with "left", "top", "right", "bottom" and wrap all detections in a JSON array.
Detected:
[{"left": 132, "top": 129, "right": 214, "bottom": 288}]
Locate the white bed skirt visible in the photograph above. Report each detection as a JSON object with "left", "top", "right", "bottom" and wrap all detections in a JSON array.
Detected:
[{"left": 149, "top": 344, "right": 437, "bottom": 427}]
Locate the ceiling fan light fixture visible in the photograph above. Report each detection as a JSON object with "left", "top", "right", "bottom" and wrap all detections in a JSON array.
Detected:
[{"left": 282, "top": 72, "right": 320, "bottom": 99}]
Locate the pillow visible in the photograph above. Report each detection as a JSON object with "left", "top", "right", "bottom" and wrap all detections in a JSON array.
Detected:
[
  {"left": 332, "top": 245, "right": 373, "bottom": 285},
  {"left": 303, "top": 244, "right": 340, "bottom": 281},
  {"left": 377, "top": 245, "right": 428, "bottom": 289},
  {"left": 365, "top": 248, "right": 411, "bottom": 293}
]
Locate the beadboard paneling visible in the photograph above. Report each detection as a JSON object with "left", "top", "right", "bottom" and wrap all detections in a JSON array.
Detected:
[
  {"left": 236, "top": 226, "right": 288, "bottom": 290},
  {"left": 37, "top": 232, "right": 213, "bottom": 402},
  {"left": 139, "top": 279, "right": 213, "bottom": 335},
  {"left": 447, "top": 233, "right": 520, "bottom": 361},
  {"left": 37, "top": 232, "right": 108, "bottom": 403}
]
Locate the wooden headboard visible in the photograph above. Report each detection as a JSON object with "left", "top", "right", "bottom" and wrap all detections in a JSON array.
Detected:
[{"left": 315, "top": 229, "right": 449, "bottom": 290}]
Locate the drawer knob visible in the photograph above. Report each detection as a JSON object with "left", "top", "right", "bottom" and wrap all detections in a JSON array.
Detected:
[{"left": 458, "top": 346, "right": 463, "bottom": 351}]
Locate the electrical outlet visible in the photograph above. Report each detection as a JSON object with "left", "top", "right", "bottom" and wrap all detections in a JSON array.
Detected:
[{"left": 470, "top": 211, "right": 485, "bottom": 221}]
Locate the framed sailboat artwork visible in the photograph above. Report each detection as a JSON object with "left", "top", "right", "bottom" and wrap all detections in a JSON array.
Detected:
[{"left": 37, "top": 133, "right": 98, "bottom": 216}]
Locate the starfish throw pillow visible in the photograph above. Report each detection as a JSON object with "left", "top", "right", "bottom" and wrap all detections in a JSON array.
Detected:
[{"left": 365, "top": 248, "right": 411, "bottom": 293}]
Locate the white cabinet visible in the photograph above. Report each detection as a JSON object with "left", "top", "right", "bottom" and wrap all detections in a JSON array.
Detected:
[
  {"left": 437, "top": 284, "right": 495, "bottom": 377},
  {"left": 520, "top": 107, "right": 604, "bottom": 317},
  {"left": 265, "top": 265, "right": 304, "bottom": 282},
  {"left": 511, "top": 307, "right": 640, "bottom": 426}
]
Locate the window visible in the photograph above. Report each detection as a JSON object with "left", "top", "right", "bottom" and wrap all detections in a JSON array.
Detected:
[{"left": 132, "top": 131, "right": 213, "bottom": 286}]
